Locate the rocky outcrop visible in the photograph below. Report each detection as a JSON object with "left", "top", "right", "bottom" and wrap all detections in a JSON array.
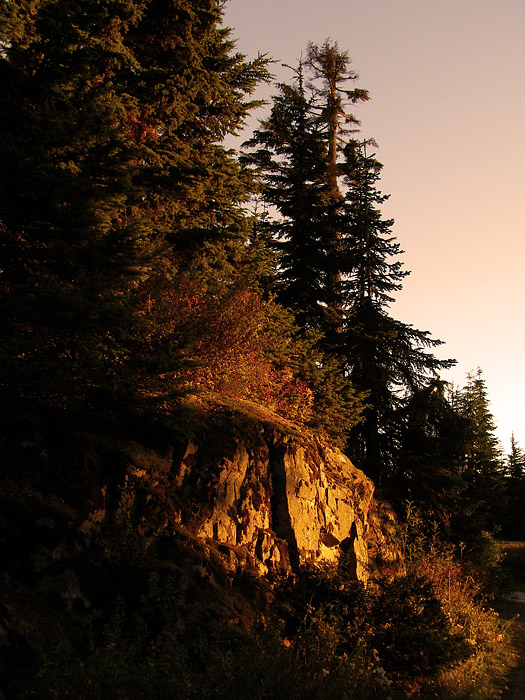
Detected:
[
  {"left": 62, "top": 412, "right": 392, "bottom": 586},
  {"left": 172, "top": 431, "right": 375, "bottom": 582},
  {"left": 0, "top": 413, "right": 399, "bottom": 697}
]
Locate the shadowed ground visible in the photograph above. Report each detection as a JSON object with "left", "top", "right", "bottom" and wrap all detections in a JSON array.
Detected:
[{"left": 497, "top": 594, "right": 525, "bottom": 699}]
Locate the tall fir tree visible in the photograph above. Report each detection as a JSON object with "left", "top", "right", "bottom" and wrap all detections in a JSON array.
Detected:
[
  {"left": 245, "top": 41, "right": 370, "bottom": 346},
  {"left": 243, "top": 60, "right": 331, "bottom": 332},
  {"left": 244, "top": 44, "right": 453, "bottom": 471},
  {"left": 306, "top": 40, "right": 369, "bottom": 341},
  {"left": 341, "top": 141, "right": 454, "bottom": 482},
  {"left": 243, "top": 58, "right": 367, "bottom": 443},
  {"left": 0, "top": 0, "right": 269, "bottom": 462}
]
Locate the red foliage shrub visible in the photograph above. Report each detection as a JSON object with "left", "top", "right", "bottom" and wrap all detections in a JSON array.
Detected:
[{"left": 141, "top": 278, "right": 313, "bottom": 421}]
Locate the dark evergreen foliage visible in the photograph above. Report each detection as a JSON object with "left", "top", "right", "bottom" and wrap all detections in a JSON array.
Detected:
[
  {"left": 305, "top": 40, "right": 369, "bottom": 338},
  {"left": 243, "top": 61, "right": 331, "bottom": 333},
  {"left": 0, "top": 9, "right": 517, "bottom": 698},
  {"left": 244, "top": 47, "right": 455, "bottom": 480},
  {"left": 393, "top": 380, "right": 468, "bottom": 530},
  {"left": 450, "top": 370, "right": 506, "bottom": 537},
  {"left": 0, "top": 0, "right": 269, "bottom": 459},
  {"left": 243, "top": 59, "right": 369, "bottom": 445},
  {"left": 507, "top": 433, "right": 525, "bottom": 481},
  {"left": 344, "top": 303, "right": 454, "bottom": 483},
  {"left": 339, "top": 141, "right": 455, "bottom": 481},
  {"left": 340, "top": 140, "right": 407, "bottom": 306},
  {"left": 500, "top": 434, "right": 525, "bottom": 539}
]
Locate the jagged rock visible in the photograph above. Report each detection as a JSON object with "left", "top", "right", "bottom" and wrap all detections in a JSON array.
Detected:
[
  {"left": 173, "top": 431, "right": 375, "bottom": 582},
  {"left": 66, "top": 418, "right": 397, "bottom": 586}
]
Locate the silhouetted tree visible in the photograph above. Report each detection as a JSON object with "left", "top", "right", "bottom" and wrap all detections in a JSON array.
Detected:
[
  {"left": 306, "top": 40, "right": 369, "bottom": 340},
  {"left": 244, "top": 46, "right": 453, "bottom": 473},
  {"left": 341, "top": 142, "right": 454, "bottom": 482},
  {"left": 393, "top": 380, "right": 468, "bottom": 531},
  {"left": 243, "top": 60, "right": 330, "bottom": 333},
  {"left": 451, "top": 370, "right": 505, "bottom": 535},
  {"left": 0, "top": 0, "right": 268, "bottom": 462},
  {"left": 507, "top": 433, "right": 525, "bottom": 481},
  {"left": 500, "top": 433, "right": 525, "bottom": 538}
]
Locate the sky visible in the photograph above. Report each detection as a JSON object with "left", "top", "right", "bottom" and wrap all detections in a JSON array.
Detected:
[{"left": 222, "top": 0, "right": 525, "bottom": 452}]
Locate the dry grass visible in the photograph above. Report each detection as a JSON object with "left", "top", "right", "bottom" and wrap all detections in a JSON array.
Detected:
[{"left": 398, "top": 524, "right": 519, "bottom": 699}]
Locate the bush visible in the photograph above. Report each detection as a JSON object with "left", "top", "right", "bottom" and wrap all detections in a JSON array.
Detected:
[
  {"left": 394, "top": 506, "right": 516, "bottom": 699},
  {"left": 141, "top": 279, "right": 316, "bottom": 420},
  {"left": 369, "top": 573, "right": 472, "bottom": 680}
]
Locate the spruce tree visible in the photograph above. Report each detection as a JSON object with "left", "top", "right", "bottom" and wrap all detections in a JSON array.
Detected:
[
  {"left": 394, "top": 380, "right": 468, "bottom": 531},
  {"left": 306, "top": 40, "right": 369, "bottom": 339},
  {"left": 452, "top": 370, "right": 505, "bottom": 535},
  {"left": 245, "top": 41, "right": 370, "bottom": 346},
  {"left": 244, "top": 44, "right": 453, "bottom": 473},
  {"left": 243, "top": 60, "right": 330, "bottom": 332},
  {"left": 243, "top": 59, "right": 367, "bottom": 442},
  {"left": 341, "top": 141, "right": 454, "bottom": 482},
  {"left": 502, "top": 433, "right": 525, "bottom": 538},
  {"left": 507, "top": 433, "right": 525, "bottom": 481},
  {"left": 0, "top": 0, "right": 269, "bottom": 462}
]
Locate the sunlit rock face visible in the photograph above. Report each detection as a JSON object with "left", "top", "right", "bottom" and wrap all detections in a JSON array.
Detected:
[{"left": 175, "top": 433, "right": 374, "bottom": 583}]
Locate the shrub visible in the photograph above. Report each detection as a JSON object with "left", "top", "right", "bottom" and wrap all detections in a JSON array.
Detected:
[
  {"left": 369, "top": 573, "right": 472, "bottom": 680},
  {"left": 141, "top": 279, "right": 316, "bottom": 420},
  {"left": 394, "top": 505, "right": 516, "bottom": 699}
]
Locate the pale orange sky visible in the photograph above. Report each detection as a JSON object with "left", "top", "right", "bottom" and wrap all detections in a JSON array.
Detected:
[{"left": 223, "top": 0, "right": 525, "bottom": 453}]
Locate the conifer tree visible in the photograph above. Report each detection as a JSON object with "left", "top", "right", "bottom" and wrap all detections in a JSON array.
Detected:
[
  {"left": 306, "top": 40, "right": 369, "bottom": 339},
  {"left": 243, "top": 60, "right": 330, "bottom": 332},
  {"left": 393, "top": 380, "right": 468, "bottom": 531},
  {"left": 341, "top": 141, "right": 454, "bottom": 482},
  {"left": 452, "top": 370, "right": 505, "bottom": 534},
  {"left": 245, "top": 41, "right": 369, "bottom": 346},
  {"left": 244, "top": 45, "right": 453, "bottom": 472},
  {"left": 0, "top": 0, "right": 269, "bottom": 458},
  {"left": 507, "top": 433, "right": 525, "bottom": 481},
  {"left": 502, "top": 433, "right": 525, "bottom": 538},
  {"left": 340, "top": 140, "right": 407, "bottom": 305},
  {"left": 243, "top": 59, "right": 368, "bottom": 442}
]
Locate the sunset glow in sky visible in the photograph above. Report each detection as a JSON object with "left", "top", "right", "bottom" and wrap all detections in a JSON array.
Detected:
[{"left": 223, "top": 0, "right": 525, "bottom": 452}]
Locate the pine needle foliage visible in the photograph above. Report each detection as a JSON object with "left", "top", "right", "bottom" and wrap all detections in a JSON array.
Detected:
[{"left": 0, "top": 0, "right": 271, "bottom": 455}]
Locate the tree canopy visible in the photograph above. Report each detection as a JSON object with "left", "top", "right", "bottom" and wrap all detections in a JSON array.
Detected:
[
  {"left": 0, "top": 0, "right": 273, "bottom": 455},
  {"left": 244, "top": 47, "right": 454, "bottom": 480},
  {"left": 0, "top": 7, "right": 519, "bottom": 542}
]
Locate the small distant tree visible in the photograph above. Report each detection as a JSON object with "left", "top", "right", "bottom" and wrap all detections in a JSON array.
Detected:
[
  {"left": 451, "top": 369, "right": 506, "bottom": 536},
  {"left": 500, "top": 433, "right": 525, "bottom": 538},
  {"left": 507, "top": 433, "right": 525, "bottom": 481}
]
